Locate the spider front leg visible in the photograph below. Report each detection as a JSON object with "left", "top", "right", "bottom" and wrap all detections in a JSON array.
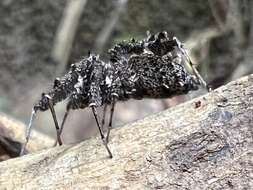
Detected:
[
  {"left": 91, "top": 105, "right": 113, "bottom": 158},
  {"left": 48, "top": 98, "right": 63, "bottom": 146},
  {"left": 20, "top": 108, "right": 37, "bottom": 155},
  {"left": 173, "top": 37, "right": 211, "bottom": 91}
]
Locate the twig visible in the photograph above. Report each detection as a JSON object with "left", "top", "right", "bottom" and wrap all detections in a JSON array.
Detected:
[
  {"left": 52, "top": 0, "right": 88, "bottom": 75},
  {"left": 94, "top": 0, "right": 128, "bottom": 53},
  {"left": 208, "top": 0, "right": 227, "bottom": 31}
]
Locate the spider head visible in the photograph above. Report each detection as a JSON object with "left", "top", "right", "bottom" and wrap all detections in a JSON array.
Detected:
[{"left": 34, "top": 93, "right": 51, "bottom": 112}]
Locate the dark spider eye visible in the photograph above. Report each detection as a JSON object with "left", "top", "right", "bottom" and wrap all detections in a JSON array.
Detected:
[
  {"left": 42, "top": 97, "right": 48, "bottom": 104},
  {"left": 40, "top": 93, "right": 49, "bottom": 104},
  {"left": 54, "top": 78, "right": 61, "bottom": 88},
  {"left": 71, "top": 64, "right": 76, "bottom": 71},
  {"left": 147, "top": 34, "right": 155, "bottom": 42},
  {"left": 158, "top": 32, "right": 166, "bottom": 39}
]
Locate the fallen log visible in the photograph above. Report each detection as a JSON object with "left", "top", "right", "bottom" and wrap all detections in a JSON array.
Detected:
[{"left": 0, "top": 74, "right": 253, "bottom": 190}]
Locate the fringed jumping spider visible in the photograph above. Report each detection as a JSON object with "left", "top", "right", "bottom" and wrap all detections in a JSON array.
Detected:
[{"left": 20, "top": 31, "right": 209, "bottom": 158}]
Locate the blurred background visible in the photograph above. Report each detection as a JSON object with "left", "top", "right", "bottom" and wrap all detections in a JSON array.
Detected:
[{"left": 0, "top": 0, "right": 252, "bottom": 144}]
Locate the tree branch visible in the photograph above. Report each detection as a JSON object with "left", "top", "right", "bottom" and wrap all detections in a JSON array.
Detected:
[{"left": 0, "top": 74, "right": 253, "bottom": 189}]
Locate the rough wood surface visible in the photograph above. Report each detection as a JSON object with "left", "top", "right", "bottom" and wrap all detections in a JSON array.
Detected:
[
  {"left": 0, "top": 75, "right": 253, "bottom": 190},
  {"left": 0, "top": 113, "right": 54, "bottom": 161}
]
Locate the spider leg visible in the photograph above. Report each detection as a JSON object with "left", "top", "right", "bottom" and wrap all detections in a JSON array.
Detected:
[
  {"left": 173, "top": 37, "right": 210, "bottom": 91},
  {"left": 20, "top": 108, "right": 37, "bottom": 155},
  {"left": 53, "top": 103, "right": 71, "bottom": 146},
  {"left": 188, "top": 60, "right": 211, "bottom": 91},
  {"left": 48, "top": 99, "right": 63, "bottom": 146},
  {"left": 106, "top": 97, "right": 116, "bottom": 143},
  {"left": 101, "top": 104, "right": 108, "bottom": 132},
  {"left": 91, "top": 105, "right": 113, "bottom": 158},
  {"left": 59, "top": 104, "right": 71, "bottom": 135}
]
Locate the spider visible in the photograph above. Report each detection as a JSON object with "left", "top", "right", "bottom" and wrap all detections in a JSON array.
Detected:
[{"left": 20, "top": 31, "right": 208, "bottom": 158}]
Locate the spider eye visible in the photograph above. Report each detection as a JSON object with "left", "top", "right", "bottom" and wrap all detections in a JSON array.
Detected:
[
  {"left": 40, "top": 93, "right": 49, "bottom": 104},
  {"left": 38, "top": 95, "right": 50, "bottom": 111},
  {"left": 42, "top": 97, "right": 48, "bottom": 104},
  {"left": 70, "top": 64, "right": 76, "bottom": 71},
  {"left": 54, "top": 78, "right": 61, "bottom": 88}
]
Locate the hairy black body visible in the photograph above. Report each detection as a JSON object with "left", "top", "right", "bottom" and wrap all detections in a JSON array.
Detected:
[{"left": 21, "top": 31, "right": 206, "bottom": 157}]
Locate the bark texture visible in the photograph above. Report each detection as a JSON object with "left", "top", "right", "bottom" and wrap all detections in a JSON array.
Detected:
[
  {"left": 0, "top": 113, "right": 54, "bottom": 161},
  {"left": 0, "top": 75, "right": 253, "bottom": 190}
]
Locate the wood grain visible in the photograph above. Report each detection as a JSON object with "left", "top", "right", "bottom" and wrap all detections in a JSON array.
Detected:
[{"left": 0, "top": 74, "right": 252, "bottom": 190}]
